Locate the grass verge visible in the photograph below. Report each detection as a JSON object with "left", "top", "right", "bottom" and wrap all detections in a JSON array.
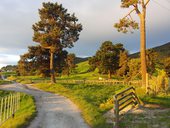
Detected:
[{"left": 0, "top": 80, "right": 11, "bottom": 85}]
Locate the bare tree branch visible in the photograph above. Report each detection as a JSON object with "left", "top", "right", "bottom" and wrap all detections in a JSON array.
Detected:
[
  {"left": 123, "top": 8, "right": 136, "bottom": 19},
  {"left": 41, "top": 45, "right": 51, "bottom": 49},
  {"left": 129, "top": 14, "right": 133, "bottom": 21},
  {"left": 145, "top": 0, "right": 150, "bottom": 6},
  {"left": 142, "top": 0, "right": 145, "bottom": 8},
  {"left": 133, "top": 4, "right": 141, "bottom": 15}
]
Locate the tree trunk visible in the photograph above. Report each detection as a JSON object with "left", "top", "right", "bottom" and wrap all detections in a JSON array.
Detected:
[
  {"left": 50, "top": 50, "right": 56, "bottom": 83},
  {"left": 140, "top": 12, "right": 147, "bottom": 87},
  {"left": 108, "top": 70, "right": 111, "bottom": 79},
  {"left": 67, "top": 67, "right": 70, "bottom": 77}
]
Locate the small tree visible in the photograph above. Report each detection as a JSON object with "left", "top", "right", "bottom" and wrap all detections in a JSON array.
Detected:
[
  {"left": 32, "top": 2, "right": 82, "bottom": 83},
  {"left": 62, "top": 53, "right": 76, "bottom": 76},
  {"left": 146, "top": 49, "right": 159, "bottom": 74},
  {"left": 163, "top": 57, "right": 170, "bottom": 77},
  {"left": 117, "top": 50, "right": 129, "bottom": 77},
  {"left": 89, "top": 41, "right": 125, "bottom": 79},
  {"left": 18, "top": 45, "right": 68, "bottom": 77},
  {"left": 114, "top": 0, "right": 150, "bottom": 87},
  {"left": 127, "top": 58, "right": 141, "bottom": 80},
  {"left": 67, "top": 53, "right": 76, "bottom": 75}
]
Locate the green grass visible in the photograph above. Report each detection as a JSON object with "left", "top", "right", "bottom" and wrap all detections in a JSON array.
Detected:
[
  {"left": 0, "top": 90, "right": 11, "bottom": 96},
  {"left": 76, "top": 61, "right": 90, "bottom": 74},
  {"left": 1, "top": 72, "right": 17, "bottom": 78},
  {"left": 141, "top": 94, "right": 170, "bottom": 108},
  {"left": 8, "top": 75, "right": 50, "bottom": 84},
  {"left": 33, "top": 83, "right": 127, "bottom": 128},
  {"left": 0, "top": 91, "right": 36, "bottom": 128},
  {"left": 0, "top": 80, "right": 11, "bottom": 85},
  {"left": 59, "top": 60, "right": 110, "bottom": 80}
]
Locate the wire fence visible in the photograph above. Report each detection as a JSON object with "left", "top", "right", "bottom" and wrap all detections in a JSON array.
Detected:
[
  {"left": 0, "top": 93, "right": 20, "bottom": 126},
  {"left": 57, "top": 79, "right": 142, "bottom": 86}
]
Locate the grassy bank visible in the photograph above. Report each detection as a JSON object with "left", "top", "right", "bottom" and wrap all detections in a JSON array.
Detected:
[
  {"left": 33, "top": 83, "right": 126, "bottom": 128},
  {"left": 0, "top": 91, "right": 36, "bottom": 128},
  {"left": 141, "top": 94, "right": 170, "bottom": 107},
  {"left": 0, "top": 80, "right": 11, "bottom": 85}
]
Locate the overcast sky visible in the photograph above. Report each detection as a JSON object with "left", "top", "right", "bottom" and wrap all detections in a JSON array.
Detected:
[{"left": 0, "top": 0, "right": 170, "bottom": 68}]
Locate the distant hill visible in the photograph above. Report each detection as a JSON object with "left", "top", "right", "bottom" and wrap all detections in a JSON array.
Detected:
[
  {"left": 75, "top": 57, "right": 89, "bottom": 64},
  {"left": 130, "top": 42, "right": 170, "bottom": 58}
]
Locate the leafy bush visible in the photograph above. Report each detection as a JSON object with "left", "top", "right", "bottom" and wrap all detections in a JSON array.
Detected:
[{"left": 149, "top": 69, "right": 169, "bottom": 94}]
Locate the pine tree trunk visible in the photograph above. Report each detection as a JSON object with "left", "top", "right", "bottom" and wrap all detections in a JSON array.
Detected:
[
  {"left": 67, "top": 67, "right": 70, "bottom": 77},
  {"left": 50, "top": 50, "right": 56, "bottom": 83},
  {"left": 140, "top": 12, "right": 147, "bottom": 87},
  {"left": 108, "top": 70, "right": 111, "bottom": 79}
]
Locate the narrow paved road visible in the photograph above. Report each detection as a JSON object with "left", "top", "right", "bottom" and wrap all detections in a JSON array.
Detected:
[{"left": 0, "top": 83, "right": 90, "bottom": 128}]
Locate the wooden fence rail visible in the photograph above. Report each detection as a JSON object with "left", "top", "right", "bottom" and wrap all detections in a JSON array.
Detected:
[
  {"left": 57, "top": 79, "right": 142, "bottom": 86},
  {"left": 113, "top": 87, "right": 140, "bottom": 128},
  {"left": 0, "top": 93, "right": 20, "bottom": 126}
]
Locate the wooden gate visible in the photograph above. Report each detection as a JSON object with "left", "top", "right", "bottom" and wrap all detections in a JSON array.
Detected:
[{"left": 113, "top": 87, "right": 141, "bottom": 128}]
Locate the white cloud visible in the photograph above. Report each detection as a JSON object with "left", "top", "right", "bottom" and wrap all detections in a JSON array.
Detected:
[{"left": 0, "top": 54, "right": 20, "bottom": 68}]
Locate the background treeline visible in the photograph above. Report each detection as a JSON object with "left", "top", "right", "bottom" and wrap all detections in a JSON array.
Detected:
[
  {"left": 88, "top": 41, "right": 170, "bottom": 80},
  {"left": 1, "top": 41, "right": 170, "bottom": 81}
]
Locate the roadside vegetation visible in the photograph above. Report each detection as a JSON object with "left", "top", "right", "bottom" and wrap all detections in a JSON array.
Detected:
[{"left": 0, "top": 80, "right": 11, "bottom": 85}]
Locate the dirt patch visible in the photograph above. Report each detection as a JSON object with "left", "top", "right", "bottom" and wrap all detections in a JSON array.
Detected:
[{"left": 105, "top": 104, "right": 170, "bottom": 128}]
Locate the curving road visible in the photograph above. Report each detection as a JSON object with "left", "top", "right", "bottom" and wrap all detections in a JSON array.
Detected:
[{"left": 0, "top": 83, "right": 90, "bottom": 128}]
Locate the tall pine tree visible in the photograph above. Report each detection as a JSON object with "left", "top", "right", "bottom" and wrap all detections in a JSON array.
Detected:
[
  {"left": 32, "top": 2, "right": 82, "bottom": 83},
  {"left": 114, "top": 0, "right": 150, "bottom": 87}
]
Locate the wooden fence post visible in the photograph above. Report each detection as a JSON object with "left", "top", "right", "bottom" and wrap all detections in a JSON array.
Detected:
[
  {"left": 7, "top": 95, "right": 10, "bottom": 119},
  {"left": 10, "top": 94, "right": 12, "bottom": 117},
  {"left": 146, "top": 73, "right": 149, "bottom": 95},
  {"left": 114, "top": 96, "right": 119, "bottom": 128},
  {"left": 0, "top": 98, "right": 4, "bottom": 124},
  {"left": 3, "top": 97, "right": 7, "bottom": 122}
]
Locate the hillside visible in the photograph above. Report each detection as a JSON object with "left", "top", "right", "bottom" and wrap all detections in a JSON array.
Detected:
[
  {"left": 130, "top": 42, "right": 170, "bottom": 58},
  {"left": 75, "top": 57, "right": 89, "bottom": 64}
]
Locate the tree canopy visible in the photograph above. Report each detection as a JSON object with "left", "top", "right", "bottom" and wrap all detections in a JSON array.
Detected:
[
  {"left": 89, "top": 41, "right": 126, "bottom": 79},
  {"left": 18, "top": 45, "right": 68, "bottom": 77}
]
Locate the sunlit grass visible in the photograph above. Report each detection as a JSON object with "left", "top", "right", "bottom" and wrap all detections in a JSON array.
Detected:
[
  {"left": 1, "top": 72, "right": 17, "bottom": 78},
  {"left": 0, "top": 80, "right": 11, "bottom": 85}
]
